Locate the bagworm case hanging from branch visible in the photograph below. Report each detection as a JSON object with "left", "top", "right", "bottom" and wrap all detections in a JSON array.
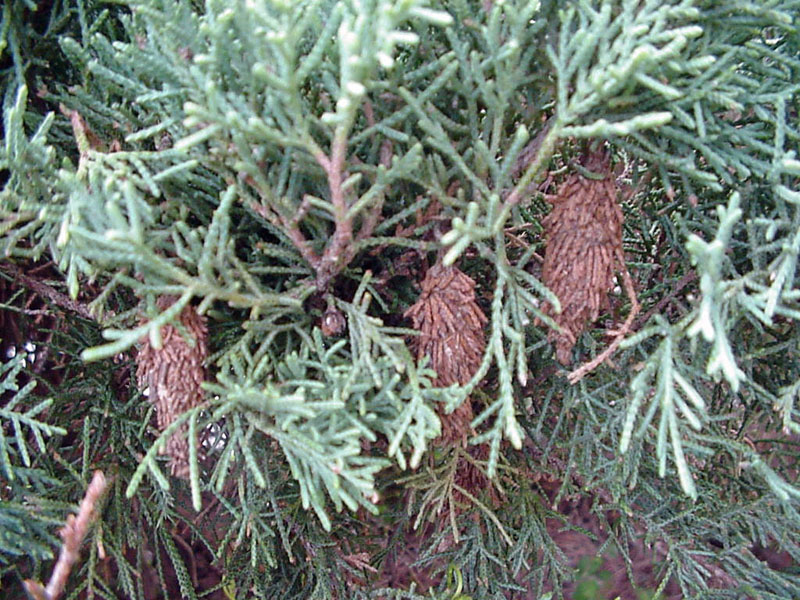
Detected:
[
  {"left": 541, "top": 149, "right": 624, "bottom": 365},
  {"left": 136, "top": 297, "right": 208, "bottom": 478},
  {"left": 405, "top": 263, "right": 487, "bottom": 445}
]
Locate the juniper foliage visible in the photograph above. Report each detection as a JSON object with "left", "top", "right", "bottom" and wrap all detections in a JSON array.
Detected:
[{"left": 1, "top": 0, "right": 800, "bottom": 598}]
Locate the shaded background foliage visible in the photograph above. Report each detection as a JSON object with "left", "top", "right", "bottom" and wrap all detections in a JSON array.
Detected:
[{"left": 1, "top": 1, "right": 800, "bottom": 599}]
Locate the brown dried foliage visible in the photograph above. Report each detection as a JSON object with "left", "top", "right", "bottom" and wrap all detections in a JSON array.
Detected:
[
  {"left": 404, "top": 263, "right": 487, "bottom": 445},
  {"left": 136, "top": 297, "right": 208, "bottom": 478},
  {"left": 542, "top": 150, "right": 624, "bottom": 364}
]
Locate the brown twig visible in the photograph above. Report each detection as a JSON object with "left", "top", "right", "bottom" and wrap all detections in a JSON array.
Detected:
[
  {"left": 171, "top": 529, "right": 199, "bottom": 587},
  {"left": 248, "top": 197, "right": 321, "bottom": 270},
  {"left": 355, "top": 139, "right": 392, "bottom": 244},
  {"left": 0, "top": 261, "right": 96, "bottom": 321},
  {"left": 24, "top": 471, "right": 108, "bottom": 600},
  {"left": 314, "top": 132, "right": 354, "bottom": 290},
  {"left": 341, "top": 551, "right": 379, "bottom": 574},
  {"left": 567, "top": 248, "right": 641, "bottom": 384}
]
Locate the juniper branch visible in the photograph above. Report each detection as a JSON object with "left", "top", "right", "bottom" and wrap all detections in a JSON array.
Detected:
[{"left": 312, "top": 132, "right": 354, "bottom": 290}]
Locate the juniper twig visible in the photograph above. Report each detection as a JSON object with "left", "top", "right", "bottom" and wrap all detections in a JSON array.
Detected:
[
  {"left": 567, "top": 247, "right": 641, "bottom": 384},
  {"left": 24, "top": 471, "right": 108, "bottom": 600},
  {"left": 0, "top": 262, "right": 97, "bottom": 321}
]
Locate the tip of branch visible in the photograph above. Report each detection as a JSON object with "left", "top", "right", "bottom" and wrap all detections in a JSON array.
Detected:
[{"left": 23, "top": 580, "right": 50, "bottom": 600}]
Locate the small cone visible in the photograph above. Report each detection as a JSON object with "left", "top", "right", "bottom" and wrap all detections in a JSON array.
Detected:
[
  {"left": 136, "top": 297, "right": 208, "bottom": 478},
  {"left": 541, "top": 149, "right": 623, "bottom": 364},
  {"left": 320, "top": 305, "right": 346, "bottom": 337},
  {"left": 405, "top": 263, "right": 487, "bottom": 445}
]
